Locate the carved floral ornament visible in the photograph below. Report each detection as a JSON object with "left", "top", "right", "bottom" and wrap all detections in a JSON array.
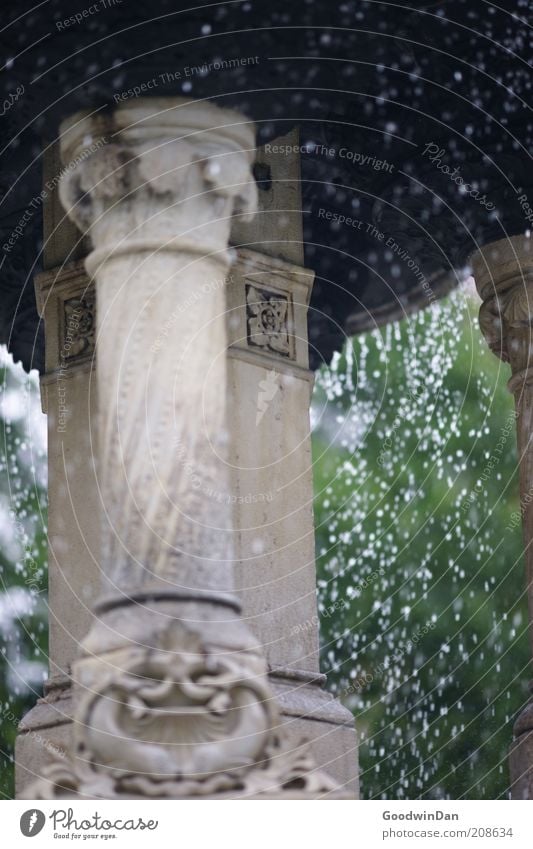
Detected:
[
  {"left": 62, "top": 290, "right": 95, "bottom": 361},
  {"left": 246, "top": 284, "right": 292, "bottom": 358}
]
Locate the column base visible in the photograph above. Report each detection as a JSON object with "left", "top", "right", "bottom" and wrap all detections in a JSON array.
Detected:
[
  {"left": 16, "top": 673, "right": 358, "bottom": 799},
  {"left": 270, "top": 670, "right": 359, "bottom": 797}
]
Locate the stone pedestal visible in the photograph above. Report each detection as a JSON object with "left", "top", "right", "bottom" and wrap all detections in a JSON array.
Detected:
[{"left": 472, "top": 234, "right": 533, "bottom": 799}]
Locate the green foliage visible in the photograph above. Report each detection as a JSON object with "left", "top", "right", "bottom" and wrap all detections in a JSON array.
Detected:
[
  {"left": 313, "top": 288, "right": 530, "bottom": 799},
  {"left": 0, "top": 356, "right": 48, "bottom": 799}
]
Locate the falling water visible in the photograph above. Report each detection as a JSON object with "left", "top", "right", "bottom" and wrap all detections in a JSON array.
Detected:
[{"left": 312, "top": 281, "right": 530, "bottom": 799}]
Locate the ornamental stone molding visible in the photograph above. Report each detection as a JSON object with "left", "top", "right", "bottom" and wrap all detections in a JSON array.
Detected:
[
  {"left": 472, "top": 235, "right": 533, "bottom": 799},
  {"left": 25, "top": 98, "right": 342, "bottom": 800},
  {"left": 34, "top": 262, "right": 96, "bottom": 378}
]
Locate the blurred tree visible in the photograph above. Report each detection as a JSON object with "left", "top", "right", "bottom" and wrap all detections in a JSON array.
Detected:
[
  {"left": 0, "top": 350, "right": 47, "bottom": 799},
  {"left": 313, "top": 285, "right": 530, "bottom": 799}
]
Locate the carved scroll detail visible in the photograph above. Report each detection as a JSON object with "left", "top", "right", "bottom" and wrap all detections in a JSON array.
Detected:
[{"left": 26, "top": 622, "right": 336, "bottom": 800}]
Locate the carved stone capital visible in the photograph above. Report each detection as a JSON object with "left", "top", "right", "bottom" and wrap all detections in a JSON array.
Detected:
[
  {"left": 472, "top": 235, "right": 533, "bottom": 390},
  {"left": 34, "top": 262, "right": 95, "bottom": 378},
  {"left": 58, "top": 99, "right": 257, "bottom": 277}
]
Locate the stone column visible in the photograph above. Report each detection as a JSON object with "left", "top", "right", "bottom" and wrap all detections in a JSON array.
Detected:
[
  {"left": 16, "top": 130, "right": 357, "bottom": 798},
  {"left": 26, "top": 98, "right": 340, "bottom": 799},
  {"left": 473, "top": 234, "right": 533, "bottom": 798}
]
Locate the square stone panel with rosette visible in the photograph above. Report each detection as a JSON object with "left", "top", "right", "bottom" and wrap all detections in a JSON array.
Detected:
[{"left": 245, "top": 284, "right": 293, "bottom": 358}]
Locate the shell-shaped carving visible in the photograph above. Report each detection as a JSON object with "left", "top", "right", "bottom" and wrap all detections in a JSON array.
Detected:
[{"left": 23, "top": 623, "right": 340, "bottom": 800}]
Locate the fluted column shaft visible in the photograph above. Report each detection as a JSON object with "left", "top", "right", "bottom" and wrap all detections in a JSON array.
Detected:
[{"left": 59, "top": 100, "right": 257, "bottom": 600}]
